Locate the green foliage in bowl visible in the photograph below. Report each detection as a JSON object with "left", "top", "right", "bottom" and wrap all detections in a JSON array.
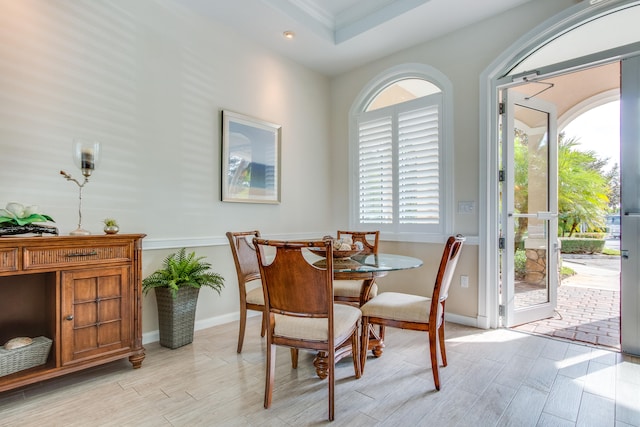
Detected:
[{"left": 0, "top": 202, "right": 54, "bottom": 227}]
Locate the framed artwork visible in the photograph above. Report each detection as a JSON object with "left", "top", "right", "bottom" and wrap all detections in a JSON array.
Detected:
[{"left": 221, "top": 110, "right": 281, "bottom": 204}]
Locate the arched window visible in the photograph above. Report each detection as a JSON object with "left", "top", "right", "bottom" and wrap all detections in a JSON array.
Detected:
[{"left": 350, "top": 65, "right": 453, "bottom": 240}]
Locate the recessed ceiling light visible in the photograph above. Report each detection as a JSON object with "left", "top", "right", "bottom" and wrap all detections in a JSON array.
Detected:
[{"left": 283, "top": 31, "right": 295, "bottom": 39}]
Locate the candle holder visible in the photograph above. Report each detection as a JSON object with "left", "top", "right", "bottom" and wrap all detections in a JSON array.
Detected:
[{"left": 60, "top": 140, "right": 101, "bottom": 236}]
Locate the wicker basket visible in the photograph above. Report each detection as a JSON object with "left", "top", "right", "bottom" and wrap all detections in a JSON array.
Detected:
[
  {"left": 0, "top": 336, "right": 52, "bottom": 377},
  {"left": 155, "top": 287, "right": 200, "bottom": 349}
]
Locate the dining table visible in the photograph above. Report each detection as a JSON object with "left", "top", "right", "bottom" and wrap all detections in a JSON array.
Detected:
[{"left": 307, "top": 251, "right": 424, "bottom": 379}]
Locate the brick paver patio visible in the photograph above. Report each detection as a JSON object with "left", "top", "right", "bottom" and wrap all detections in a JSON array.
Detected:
[{"left": 511, "top": 255, "right": 621, "bottom": 351}]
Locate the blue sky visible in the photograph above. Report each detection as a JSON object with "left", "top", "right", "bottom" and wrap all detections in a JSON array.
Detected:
[{"left": 562, "top": 101, "right": 620, "bottom": 172}]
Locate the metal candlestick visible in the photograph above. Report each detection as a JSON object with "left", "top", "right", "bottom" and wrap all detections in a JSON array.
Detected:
[{"left": 60, "top": 140, "right": 100, "bottom": 236}]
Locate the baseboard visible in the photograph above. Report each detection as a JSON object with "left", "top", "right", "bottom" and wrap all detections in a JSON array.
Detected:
[
  {"left": 142, "top": 311, "right": 260, "bottom": 345},
  {"left": 143, "top": 311, "right": 484, "bottom": 345},
  {"left": 444, "top": 312, "right": 487, "bottom": 329}
]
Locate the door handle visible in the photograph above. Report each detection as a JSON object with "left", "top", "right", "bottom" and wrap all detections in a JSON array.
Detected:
[
  {"left": 509, "top": 212, "right": 558, "bottom": 219},
  {"left": 624, "top": 212, "right": 640, "bottom": 217},
  {"left": 536, "top": 212, "right": 558, "bottom": 220}
]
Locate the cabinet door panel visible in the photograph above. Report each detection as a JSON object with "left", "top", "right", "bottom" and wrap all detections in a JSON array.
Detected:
[{"left": 61, "top": 266, "right": 131, "bottom": 365}]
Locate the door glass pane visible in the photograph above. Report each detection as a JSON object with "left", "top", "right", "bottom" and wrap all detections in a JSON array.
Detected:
[{"left": 513, "top": 104, "right": 551, "bottom": 309}]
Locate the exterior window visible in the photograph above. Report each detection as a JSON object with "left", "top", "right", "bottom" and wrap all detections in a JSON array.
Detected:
[{"left": 354, "top": 77, "right": 446, "bottom": 236}]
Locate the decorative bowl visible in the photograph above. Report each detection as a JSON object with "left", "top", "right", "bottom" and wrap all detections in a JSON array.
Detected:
[{"left": 308, "top": 248, "right": 362, "bottom": 259}]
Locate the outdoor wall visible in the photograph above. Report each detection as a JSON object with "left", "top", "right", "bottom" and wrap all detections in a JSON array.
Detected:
[
  {"left": 0, "top": 0, "right": 334, "bottom": 341},
  {"left": 329, "top": 0, "right": 577, "bottom": 323}
]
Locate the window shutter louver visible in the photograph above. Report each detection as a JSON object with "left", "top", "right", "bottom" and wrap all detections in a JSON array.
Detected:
[
  {"left": 398, "top": 105, "right": 440, "bottom": 224},
  {"left": 358, "top": 116, "right": 393, "bottom": 223}
]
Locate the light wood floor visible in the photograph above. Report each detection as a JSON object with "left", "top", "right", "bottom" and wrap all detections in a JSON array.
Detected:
[{"left": 1, "top": 318, "right": 639, "bottom": 426}]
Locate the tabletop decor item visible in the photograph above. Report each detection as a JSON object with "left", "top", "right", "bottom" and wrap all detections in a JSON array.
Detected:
[
  {"left": 142, "top": 248, "right": 225, "bottom": 348},
  {"left": 60, "top": 139, "right": 100, "bottom": 236},
  {"left": 309, "top": 235, "right": 364, "bottom": 259},
  {"left": 0, "top": 202, "right": 58, "bottom": 236},
  {"left": 103, "top": 218, "right": 119, "bottom": 234}
]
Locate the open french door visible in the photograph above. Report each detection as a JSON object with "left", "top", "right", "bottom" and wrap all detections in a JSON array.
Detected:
[
  {"left": 621, "top": 55, "right": 640, "bottom": 354},
  {"left": 500, "top": 89, "right": 559, "bottom": 327}
]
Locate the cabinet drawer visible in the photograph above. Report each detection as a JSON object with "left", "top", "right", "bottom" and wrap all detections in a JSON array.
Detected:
[
  {"left": 23, "top": 244, "right": 132, "bottom": 270},
  {"left": 0, "top": 248, "right": 18, "bottom": 272}
]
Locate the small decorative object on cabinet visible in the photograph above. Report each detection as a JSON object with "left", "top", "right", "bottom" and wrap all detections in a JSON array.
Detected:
[
  {"left": 0, "top": 234, "right": 146, "bottom": 393},
  {"left": 143, "top": 248, "right": 225, "bottom": 349},
  {"left": 103, "top": 218, "right": 119, "bottom": 234},
  {"left": 0, "top": 202, "right": 58, "bottom": 236}
]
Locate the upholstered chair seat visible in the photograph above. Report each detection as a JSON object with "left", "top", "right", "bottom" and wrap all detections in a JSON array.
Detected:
[
  {"left": 245, "top": 281, "right": 264, "bottom": 306},
  {"left": 360, "top": 292, "right": 436, "bottom": 323},
  {"left": 333, "top": 280, "right": 378, "bottom": 299},
  {"left": 274, "top": 303, "right": 362, "bottom": 341}
]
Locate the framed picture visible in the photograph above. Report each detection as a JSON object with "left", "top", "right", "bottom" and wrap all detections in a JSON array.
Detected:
[{"left": 221, "top": 110, "right": 281, "bottom": 204}]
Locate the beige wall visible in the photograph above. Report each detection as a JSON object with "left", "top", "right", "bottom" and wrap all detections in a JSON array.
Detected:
[
  {"left": 1, "top": 0, "right": 579, "bottom": 341},
  {"left": 0, "top": 0, "right": 335, "bottom": 341},
  {"left": 329, "top": 0, "right": 577, "bottom": 321}
]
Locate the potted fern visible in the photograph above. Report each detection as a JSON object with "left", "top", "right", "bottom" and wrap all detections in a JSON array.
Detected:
[{"left": 142, "top": 248, "right": 225, "bottom": 349}]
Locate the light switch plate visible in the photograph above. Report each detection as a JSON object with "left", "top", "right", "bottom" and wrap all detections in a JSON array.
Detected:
[{"left": 458, "top": 201, "right": 475, "bottom": 214}]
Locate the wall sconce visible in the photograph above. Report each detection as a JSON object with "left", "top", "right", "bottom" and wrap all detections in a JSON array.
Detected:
[{"left": 60, "top": 139, "right": 101, "bottom": 235}]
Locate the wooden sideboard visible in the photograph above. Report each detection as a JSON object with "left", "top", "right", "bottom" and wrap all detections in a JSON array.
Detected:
[{"left": 0, "top": 234, "right": 146, "bottom": 392}]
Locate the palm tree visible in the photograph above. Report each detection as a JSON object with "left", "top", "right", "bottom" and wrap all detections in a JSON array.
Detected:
[
  {"left": 557, "top": 135, "right": 609, "bottom": 236},
  {"left": 513, "top": 132, "right": 610, "bottom": 238}
]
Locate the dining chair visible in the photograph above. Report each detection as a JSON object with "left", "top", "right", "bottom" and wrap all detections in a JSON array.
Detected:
[
  {"left": 359, "top": 235, "right": 465, "bottom": 391},
  {"left": 226, "top": 230, "right": 266, "bottom": 353},
  {"left": 253, "top": 238, "right": 362, "bottom": 422},
  {"left": 334, "top": 230, "right": 380, "bottom": 305}
]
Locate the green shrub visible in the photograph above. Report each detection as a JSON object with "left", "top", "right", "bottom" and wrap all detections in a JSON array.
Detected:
[
  {"left": 572, "top": 232, "right": 606, "bottom": 239},
  {"left": 559, "top": 238, "right": 605, "bottom": 254}
]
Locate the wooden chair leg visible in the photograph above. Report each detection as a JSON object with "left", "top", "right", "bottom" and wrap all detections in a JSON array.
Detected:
[
  {"left": 237, "top": 306, "right": 247, "bottom": 353},
  {"left": 328, "top": 348, "right": 335, "bottom": 421},
  {"left": 290, "top": 348, "right": 298, "bottom": 369},
  {"left": 360, "top": 317, "right": 370, "bottom": 373},
  {"left": 351, "top": 327, "right": 361, "bottom": 379},
  {"left": 260, "top": 311, "right": 266, "bottom": 337},
  {"left": 429, "top": 329, "right": 441, "bottom": 391},
  {"left": 265, "top": 343, "right": 276, "bottom": 408},
  {"left": 438, "top": 322, "right": 447, "bottom": 367}
]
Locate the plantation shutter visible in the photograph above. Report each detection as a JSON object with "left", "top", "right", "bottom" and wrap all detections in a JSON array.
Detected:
[
  {"left": 356, "top": 93, "right": 442, "bottom": 230},
  {"left": 358, "top": 115, "right": 393, "bottom": 223},
  {"left": 398, "top": 104, "right": 440, "bottom": 224}
]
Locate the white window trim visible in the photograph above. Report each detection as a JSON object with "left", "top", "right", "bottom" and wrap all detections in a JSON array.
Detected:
[{"left": 348, "top": 63, "right": 454, "bottom": 243}]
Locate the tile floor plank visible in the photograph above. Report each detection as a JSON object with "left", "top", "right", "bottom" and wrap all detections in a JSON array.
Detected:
[{"left": 0, "top": 319, "right": 638, "bottom": 426}]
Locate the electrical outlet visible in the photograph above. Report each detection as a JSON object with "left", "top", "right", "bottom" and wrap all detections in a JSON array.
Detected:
[{"left": 460, "top": 275, "right": 469, "bottom": 288}]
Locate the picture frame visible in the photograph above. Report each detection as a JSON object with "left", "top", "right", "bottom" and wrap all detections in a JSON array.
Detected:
[{"left": 221, "top": 110, "right": 281, "bottom": 204}]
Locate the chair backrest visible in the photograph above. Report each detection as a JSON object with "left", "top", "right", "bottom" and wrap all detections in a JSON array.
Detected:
[
  {"left": 336, "top": 230, "right": 379, "bottom": 255},
  {"left": 254, "top": 239, "right": 334, "bottom": 318},
  {"left": 430, "top": 235, "right": 465, "bottom": 324},
  {"left": 226, "top": 231, "right": 261, "bottom": 289}
]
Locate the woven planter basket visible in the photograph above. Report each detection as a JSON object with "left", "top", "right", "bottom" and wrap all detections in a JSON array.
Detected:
[
  {"left": 155, "top": 287, "right": 200, "bottom": 349},
  {"left": 0, "top": 336, "right": 52, "bottom": 377}
]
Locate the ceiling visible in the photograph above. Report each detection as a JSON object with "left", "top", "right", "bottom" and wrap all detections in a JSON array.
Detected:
[
  {"left": 512, "top": 62, "right": 620, "bottom": 129},
  {"left": 174, "top": 0, "right": 536, "bottom": 76}
]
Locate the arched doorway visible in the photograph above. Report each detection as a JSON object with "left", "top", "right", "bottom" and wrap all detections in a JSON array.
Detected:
[{"left": 480, "top": 0, "right": 640, "bottom": 354}]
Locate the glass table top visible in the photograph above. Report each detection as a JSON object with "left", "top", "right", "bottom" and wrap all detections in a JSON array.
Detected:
[{"left": 306, "top": 252, "right": 423, "bottom": 273}]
